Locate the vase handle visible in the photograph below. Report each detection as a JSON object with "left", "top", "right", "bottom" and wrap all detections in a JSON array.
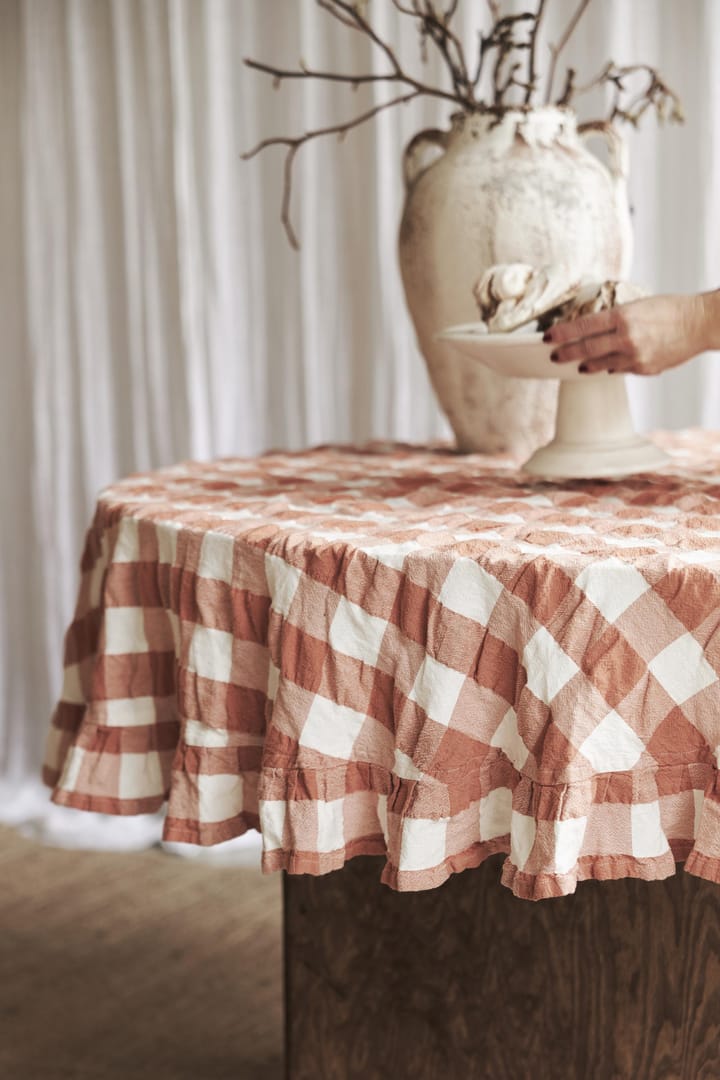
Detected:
[
  {"left": 577, "top": 120, "right": 629, "bottom": 183},
  {"left": 402, "top": 128, "right": 449, "bottom": 189}
]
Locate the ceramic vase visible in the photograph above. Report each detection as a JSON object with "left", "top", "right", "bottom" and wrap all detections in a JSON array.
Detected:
[{"left": 398, "top": 106, "right": 633, "bottom": 454}]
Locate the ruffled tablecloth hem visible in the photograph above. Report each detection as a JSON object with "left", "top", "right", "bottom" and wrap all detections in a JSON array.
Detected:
[
  {"left": 501, "top": 849, "right": 682, "bottom": 900},
  {"left": 45, "top": 770, "right": 166, "bottom": 818},
  {"left": 44, "top": 769, "right": 720, "bottom": 900},
  {"left": 162, "top": 813, "right": 261, "bottom": 846},
  {"left": 684, "top": 848, "right": 720, "bottom": 886},
  {"left": 261, "top": 836, "right": 709, "bottom": 901}
]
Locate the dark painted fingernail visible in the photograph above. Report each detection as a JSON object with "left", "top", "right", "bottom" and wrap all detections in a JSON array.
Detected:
[
  {"left": 543, "top": 331, "right": 553, "bottom": 343},
  {"left": 578, "top": 364, "right": 589, "bottom": 373},
  {"left": 550, "top": 351, "right": 559, "bottom": 362}
]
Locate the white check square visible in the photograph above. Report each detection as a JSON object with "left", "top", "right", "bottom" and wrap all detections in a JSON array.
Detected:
[
  {"left": 188, "top": 625, "right": 234, "bottom": 684},
  {"left": 408, "top": 655, "right": 467, "bottom": 728},
  {"left": 105, "top": 696, "right": 159, "bottom": 728},
  {"left": 579, "top": 710, "right": 645, "bottom": 772},
  {"left": 198, "top": 532, "right": 235, "bottom": 584},
  {"left": 113, "top": 518, "right": 140, "bottom": 562},
  {"left": 574, "top": 558, "right": 650, "bottom": 623},
  {"left": 438, "top": 558, "right": 503, "bottom": 625},
  {"left": 265, "top": 554, "right": 302, "bottom": 616},
  {"left": 197, "top": 773, "right": 244, "bottom": 823},
  {"left": 259, "top": 799, "right": 286, "bottom": 851},
  {"left": 554, "top": 816, "right": 587, "bottom": 875},
  {"left": 490, "top": 708, "right": 530, "bottom": 771},
  {"left": 156, "top": 523, "right": 178, "bottom": 565},
  {"left": 510, "top": 810, "right": 536, "bottom": 871},
  {"left": 104, "top": 607, "right": 148, "bottom": 655},
  {"left": 183, "top": 718, "right": 230, "bottom": 747},
  {"left": 648, "top": 633, "right": 718, "bottom": 705},
  {"left": 329, "top": 597, "right": 388, "bottom": 667},
  {"left": 479, "top": 786, "right": 512, "bottom": 841},
  {"left": 299, "top": 695, "right": 367, "bottom": 759},
  {"left": 119, "top": 751, "right": 164, "bottom": 800},
  {"left": 317, "top": 799, "right": 345, "bottom": 853},
  {"left": 523, "top": 626, "right": 578, "bottom": 704},
  {"left": 398, "top": 816, "right": 448, "bottom": 872},
  {"left": 631, "top": 801, "right": 670, "bottom": 858}
]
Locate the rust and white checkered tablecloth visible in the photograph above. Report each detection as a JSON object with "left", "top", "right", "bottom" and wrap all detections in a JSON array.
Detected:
[{"left": 43, "top": 431, "right": 720, "bottom": 900}]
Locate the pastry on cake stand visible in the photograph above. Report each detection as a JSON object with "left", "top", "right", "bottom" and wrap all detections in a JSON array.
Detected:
[{"left": 437, "top": 325, "right": 669, "bottom": 480}]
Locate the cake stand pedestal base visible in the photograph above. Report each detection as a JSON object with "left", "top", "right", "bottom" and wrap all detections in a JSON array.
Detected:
[{"left": 523, "top": 376, "right": 669, "bottom": 480}]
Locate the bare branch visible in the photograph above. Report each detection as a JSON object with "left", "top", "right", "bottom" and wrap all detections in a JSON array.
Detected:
[
  {"left": 483, "top": 13, "right": 535, "bottom": 108},
  {"left": 316, "top": 0, "right": 357, "bottom": 28},
  {"left": 241, "top": 91, "right": 421, "bottom": 250},
  {"left": 545, "top": 0, "right": 593, "bottom": 103},
  {"left": 561, "top": 60, "right": 684, "bottom": 126},
  {"left": 388, "top": 0, "right": 475, "bottom": 108},
  {"left": 557, "top": 66, "right": 576, "bottom": 106},
  {"left": 309, "top": 0, "right": 463, "bottom": 105},
  {"left": 245, "top": 57, "right": 405, "bottom": 88},
  {"left": 419, "top": 9, "right": 472, "bottom": 103},
  {"left": 525, "top": 0, "right": 547, "bottom": 104},
  {"left": 320, "top": 0, "right": 409, "bottom": 77}
]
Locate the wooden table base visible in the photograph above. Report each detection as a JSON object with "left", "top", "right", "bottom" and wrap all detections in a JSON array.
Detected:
[{"left": 283, "top": 855, "right": 720, "bottom": 1080}]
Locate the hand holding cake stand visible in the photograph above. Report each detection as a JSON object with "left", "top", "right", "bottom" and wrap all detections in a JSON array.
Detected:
[{"left": 437, "top": 326, "right": 669, "bottom": 480}]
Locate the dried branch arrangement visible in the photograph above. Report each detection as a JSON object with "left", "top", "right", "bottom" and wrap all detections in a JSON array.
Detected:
[{"left": 243, "top": 0, "right": 683, "bottom": 248}]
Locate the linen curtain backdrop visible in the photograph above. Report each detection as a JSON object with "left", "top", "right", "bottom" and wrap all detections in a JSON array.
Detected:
[{"left": 2, "top": 0, "right": 720, "bottom": 818}]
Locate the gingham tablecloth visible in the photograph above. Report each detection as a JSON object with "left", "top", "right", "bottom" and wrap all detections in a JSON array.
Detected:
[{"left": 44, "top": 431, "right": 720, "bottom": 900}]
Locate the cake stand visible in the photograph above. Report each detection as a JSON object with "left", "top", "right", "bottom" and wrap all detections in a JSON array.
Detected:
[{"left": 437, "top": 325, "right": 669, "bottom": 480}]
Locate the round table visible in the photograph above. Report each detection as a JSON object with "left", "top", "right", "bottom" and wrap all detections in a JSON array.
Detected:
[{"left": 44, "top": 431, "right": 720, "bottom": 901}]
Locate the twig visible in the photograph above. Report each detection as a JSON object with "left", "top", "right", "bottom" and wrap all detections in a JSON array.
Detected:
[
  {"left": 298, "top": 0, "right": 463, "bottom": 105},
  {"left": 388, "top": 0, "right": 475, "bottom": 107},
  {"left": 245, "top": 58, "right": 402, "bottom": 88},
  {"left": 557, "top": 65, "right": 576, "bottom": 106},
  {"left": 525, "top": 0, "right": 547, "bottom": 103},
  {"left": 562, "top": 60, "right": 684, "bottom": 125},
  {"left": 545, "top": 0, "right": 593, "bottom": 103},
  {"left": 486, "top": 13, "right": 535, "bottom": 108},
  {"left": 242, "top": 91, "right": 421, "bottom": 250},
  {"left": 316, "top": 0, "right": 357, "bottom": 29},
  {"left": 419, "top": 10, "right": 472, "bottom": 103}
]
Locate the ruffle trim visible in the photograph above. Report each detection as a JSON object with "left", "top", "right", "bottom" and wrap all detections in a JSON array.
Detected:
[{"left": 43, "top": 731, "right": 720, "bottom": 901}]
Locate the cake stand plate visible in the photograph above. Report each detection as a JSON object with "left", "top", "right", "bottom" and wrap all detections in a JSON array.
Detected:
[{"left": 437, "top": 325, "right": 669, "bottom": 480}]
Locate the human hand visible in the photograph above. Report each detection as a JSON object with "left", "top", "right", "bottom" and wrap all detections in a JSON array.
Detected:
[{"left": 543, "top": 293, "right": 711, "bottom": 376}]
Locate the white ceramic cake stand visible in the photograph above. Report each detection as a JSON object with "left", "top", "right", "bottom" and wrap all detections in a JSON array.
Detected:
[{"left": 437, "top": 325, "right": 669, "bottom": 480}]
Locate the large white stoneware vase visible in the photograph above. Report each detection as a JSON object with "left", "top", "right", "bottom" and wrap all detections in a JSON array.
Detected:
[{"left": 398, "top": 107, "right": 633, "bottom": 454}]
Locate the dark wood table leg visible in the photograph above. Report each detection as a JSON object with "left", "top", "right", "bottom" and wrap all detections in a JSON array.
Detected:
[{"left": 283, "top": 854, "right": 720, "bottom": 1080}]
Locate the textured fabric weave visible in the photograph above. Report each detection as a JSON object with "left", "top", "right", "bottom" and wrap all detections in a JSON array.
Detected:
[{"left": 44, "top": 432, "right": 720, "bottom": 899}]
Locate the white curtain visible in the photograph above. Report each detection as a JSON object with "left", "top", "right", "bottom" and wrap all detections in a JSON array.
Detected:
[{"left": 2, "top": 0, "right": 719, "bottom": 815}]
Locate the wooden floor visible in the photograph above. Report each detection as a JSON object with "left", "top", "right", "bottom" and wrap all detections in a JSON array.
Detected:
[
  {"left": 0, "top": 826, "right": 283, "bottom": 1080},
  {"left": 285, "top": 854, "right": 720, "bottom": 1080}
]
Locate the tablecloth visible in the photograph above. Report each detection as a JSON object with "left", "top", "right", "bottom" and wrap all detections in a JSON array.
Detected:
[{"left": 43, "top": 431, "right": 720, "bottom": 900}]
